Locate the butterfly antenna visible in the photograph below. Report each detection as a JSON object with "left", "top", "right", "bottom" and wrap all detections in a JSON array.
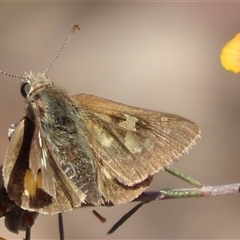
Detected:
[
  {"left": 0, "top": 71, "right": 27, "bottom": 80},
  {"left": 43, "top": 24, "right": 80, "bottom": 75}
]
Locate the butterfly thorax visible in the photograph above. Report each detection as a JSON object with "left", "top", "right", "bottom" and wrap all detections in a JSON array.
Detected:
[{"left": 23, "top": 73, "right": 103, "bottom": 206}]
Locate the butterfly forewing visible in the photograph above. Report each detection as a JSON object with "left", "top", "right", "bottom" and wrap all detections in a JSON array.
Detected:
[{"left": 72, "top": 94, "right": 200, "bottom": 204}]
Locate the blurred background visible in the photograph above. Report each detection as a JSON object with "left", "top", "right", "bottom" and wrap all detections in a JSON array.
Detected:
[{"left": 1, "top": 1, "right": 240, "bottom": 239}]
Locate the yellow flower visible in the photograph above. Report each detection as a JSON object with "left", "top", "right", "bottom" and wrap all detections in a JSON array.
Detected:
[{"left": 220, "top": 33, "right": 240, "bottom": 73}]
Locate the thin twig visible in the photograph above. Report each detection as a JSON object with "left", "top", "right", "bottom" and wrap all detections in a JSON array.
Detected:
[
  {"left": 107, "top": 202, "right": 145, "bottom": 234},
  {"left": 58, "top": 213, "right": 64, "bottom": 240},
  {"left": 165, "top": 166, "right": 203, "bottom": 187},
  {"left": 24, "top": 227, "right": 30, "bottom": 240},
  {"left": 135, "top": 183, "right": 240, "bottom": 202}
]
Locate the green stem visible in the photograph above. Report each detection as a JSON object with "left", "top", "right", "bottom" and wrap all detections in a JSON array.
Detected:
[{"left": 165, "top": 167, "right": 203, "bottom": 187}]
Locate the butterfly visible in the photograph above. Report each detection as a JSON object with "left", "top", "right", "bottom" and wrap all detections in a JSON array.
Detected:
[{"left": 1, "top": 24, "right": 201, "bottom": 215}]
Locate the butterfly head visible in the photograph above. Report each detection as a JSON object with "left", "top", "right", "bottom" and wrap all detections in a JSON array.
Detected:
[{"left": 20, "top": 72, "right": 53, "bottom": 98}]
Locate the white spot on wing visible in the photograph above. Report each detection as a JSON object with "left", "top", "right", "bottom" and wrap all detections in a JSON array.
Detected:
[
  {"left": 119, "top": 114, "right": 137, "bottom": 131},
  {"left": 101, "top": 136, "right": 113, "bottom": 147},
  {"left": 38, "top": 131, "right": 42, "bottom": 147},
  {"left": 124, "top": 132, "right": 142, "bottom": 153},
  {"left": 143, "top": 138, "right": 155, "bottom": 150}
]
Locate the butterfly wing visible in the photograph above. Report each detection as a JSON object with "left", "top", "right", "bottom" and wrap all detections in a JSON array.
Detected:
[
  {"left": 73, "top": 94, "right": 201, "bottom": 204},
  {"left": 3, "top": 117, "right": 85, "bottom": 214}
]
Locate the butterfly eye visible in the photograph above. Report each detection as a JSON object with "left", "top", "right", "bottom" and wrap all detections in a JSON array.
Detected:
[{"left": 21, "top": 82, "right": 31, "bottom": 98}]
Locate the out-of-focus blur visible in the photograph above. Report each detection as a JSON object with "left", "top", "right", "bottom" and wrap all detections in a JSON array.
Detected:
[
  {"left": 1, "top": 2, "right": 240, "bottom": 239},
  {"left": 221, "top": 33, "right": 240, "bottom": 73}
]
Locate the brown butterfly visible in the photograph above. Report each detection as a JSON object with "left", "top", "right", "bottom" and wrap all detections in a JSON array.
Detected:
[{"left": 1, "top": 24, "right": 201, "bottom": 215}]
